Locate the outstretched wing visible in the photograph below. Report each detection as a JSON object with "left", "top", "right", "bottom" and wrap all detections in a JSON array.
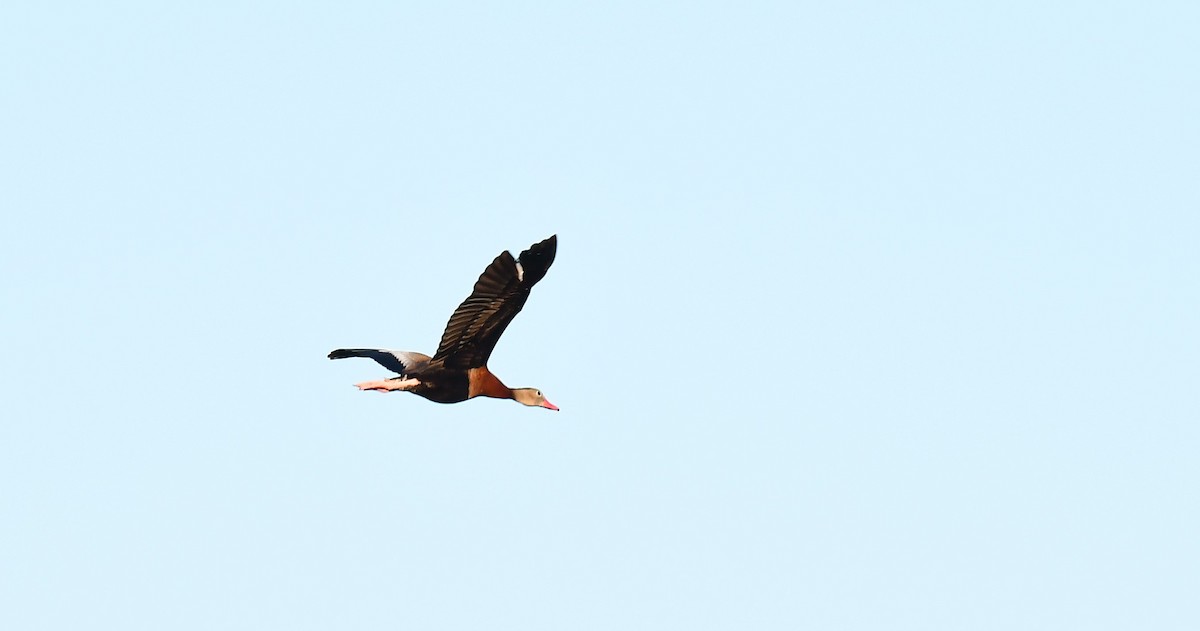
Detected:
[
  {"left": 327, "top": 348, "right": 431, "bottom": 375},
  {"left": 432, "top": 235, "right": 557, "bottom": 369}
]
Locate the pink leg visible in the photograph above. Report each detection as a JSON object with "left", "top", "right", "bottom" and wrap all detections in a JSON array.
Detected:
[{"left": 355, "top": 378, "right": 419, "bottom": 392}]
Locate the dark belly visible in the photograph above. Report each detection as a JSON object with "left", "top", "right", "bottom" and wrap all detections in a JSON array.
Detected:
[{"left": 411, "top": 368, "right": 470, "bottom": 404}]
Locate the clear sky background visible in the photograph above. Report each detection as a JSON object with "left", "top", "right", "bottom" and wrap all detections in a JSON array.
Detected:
[{"left": 2, "top": 2, "right": 1197, "bottom": 629}]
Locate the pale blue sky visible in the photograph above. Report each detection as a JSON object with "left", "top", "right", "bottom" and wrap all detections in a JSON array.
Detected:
[{"left": 2, "top": 2, "right": 1198, "bottom": 629}]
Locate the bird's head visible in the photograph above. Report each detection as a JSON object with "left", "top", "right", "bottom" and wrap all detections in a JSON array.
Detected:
[{"left": 513, "top": 388, "right": 559, "bottom": 411}]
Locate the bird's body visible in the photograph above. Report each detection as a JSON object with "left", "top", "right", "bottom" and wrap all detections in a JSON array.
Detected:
[{"left": 328, "top": 235, "right": 559, "bottom": 411}]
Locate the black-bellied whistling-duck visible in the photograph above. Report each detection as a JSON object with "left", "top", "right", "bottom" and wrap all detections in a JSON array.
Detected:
[{"left": 328, "top": 235, "right": 559, "bottom": 411}]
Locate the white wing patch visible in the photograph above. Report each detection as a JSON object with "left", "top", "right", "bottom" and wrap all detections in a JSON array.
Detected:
[
  {"left": 389, "top": 350, "right": 431, "bottom": 366},
  {"left": 515, "top": 261, "right": 524, "bottom": 282},
  {"left": 384, "top": 350, "right": 432, "bottom": 375}
]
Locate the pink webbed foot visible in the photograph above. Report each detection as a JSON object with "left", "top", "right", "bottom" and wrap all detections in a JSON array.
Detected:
[{"left": 354, "top": 378, "right": 419, "bottom": 392}]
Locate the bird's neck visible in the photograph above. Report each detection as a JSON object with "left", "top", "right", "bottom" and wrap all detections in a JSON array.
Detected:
[{"left": 468, "top": 367, "right": 513, "bottom": 399}]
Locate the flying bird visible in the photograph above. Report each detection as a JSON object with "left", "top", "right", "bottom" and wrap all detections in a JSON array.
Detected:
[{"left": 328, "top": 235, "right": 559, "bottom": 411}]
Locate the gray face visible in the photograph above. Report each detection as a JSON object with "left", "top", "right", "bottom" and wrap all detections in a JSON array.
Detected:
[{"left": 513, "top": 388, "right": 558, "bottom": 410}]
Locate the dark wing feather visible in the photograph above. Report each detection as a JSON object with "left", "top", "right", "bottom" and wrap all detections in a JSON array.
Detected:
[
  {"left": 327, "top": 348, "right": 431, "bottom": 375},
  {"left": 432, "top": 235, "right": 557, "bottom": 369}
]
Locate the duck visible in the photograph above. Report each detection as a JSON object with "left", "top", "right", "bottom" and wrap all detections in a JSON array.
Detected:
[{"left": 328, "top": 235, "right": 559, "bottom": 411}]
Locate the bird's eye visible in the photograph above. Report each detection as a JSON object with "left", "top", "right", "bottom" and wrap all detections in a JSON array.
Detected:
[{"left": 536, "top": 390, "right": 542, "bottom": 396}]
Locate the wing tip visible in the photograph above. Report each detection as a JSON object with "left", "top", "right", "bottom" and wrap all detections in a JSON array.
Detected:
[{"left": 518, "top": 235, "right": 557, "bottom": 286}]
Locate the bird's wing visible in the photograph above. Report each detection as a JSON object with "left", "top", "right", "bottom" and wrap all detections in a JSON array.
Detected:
[
  {"left": 431, "top": 235, "right": 557, "bottom": 369},
  {"left": 327, "top": 348, "right": 431, "bottom": 375}
]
